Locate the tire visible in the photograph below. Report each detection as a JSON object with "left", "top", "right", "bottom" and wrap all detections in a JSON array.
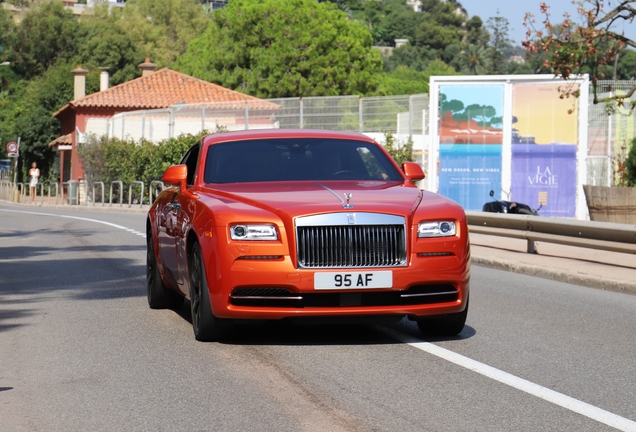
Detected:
[
  {"left": 517, "top": 208, "right": 534, "bottom": 215},
  {"left": 147, "top": 232, "right": 184, "bottom": 310},
  {"left": 417, "top": 296, "right": 469, "bottom": 337},
  {"left": 189, "top": 243, "right": 224, "bottom": 342}
]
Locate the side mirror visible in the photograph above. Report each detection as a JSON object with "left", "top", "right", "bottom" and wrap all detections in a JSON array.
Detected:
[
  {"left": 489, "top": 190, "right": 495, "bottom": 197},
  {"left": 402, "top": 162, "right": 425, "bottom": 182},
  {"left": 162, "top": 164, "right": 187, "bottom": 190}
]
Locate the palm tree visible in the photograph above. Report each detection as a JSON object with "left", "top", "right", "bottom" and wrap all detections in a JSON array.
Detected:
[{"left": 461, "top": 44, "right": 492, "bottom": 75}]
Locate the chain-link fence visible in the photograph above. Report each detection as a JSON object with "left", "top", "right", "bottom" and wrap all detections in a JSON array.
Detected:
[
  {"left": 85, "top": 94, "right": 429, "bottom": 142},
  {"left": 587, "top": 80, "right": 636, "bottom": 186}
]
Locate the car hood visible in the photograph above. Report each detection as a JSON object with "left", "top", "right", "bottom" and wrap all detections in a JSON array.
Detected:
[{"left": 202, "top": 181, "right": 423, "bottom": 220}]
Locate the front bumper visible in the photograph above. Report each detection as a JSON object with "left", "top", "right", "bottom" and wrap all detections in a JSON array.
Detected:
[{"left": 208, "top": 254, "right": 470, "bottom": 320}]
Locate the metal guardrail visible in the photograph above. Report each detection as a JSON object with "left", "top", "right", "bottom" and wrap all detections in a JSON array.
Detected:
[{"left": 466, "top": 211, "right": 636, "bottom": 255}]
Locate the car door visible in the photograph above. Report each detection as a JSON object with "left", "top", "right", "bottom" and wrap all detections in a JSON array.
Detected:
[
  {"left": 170, "top": 144, "right": 201, "bottom": 291},
  {"left": 157, "top": 190, "right": 181, "bottom": 287}
]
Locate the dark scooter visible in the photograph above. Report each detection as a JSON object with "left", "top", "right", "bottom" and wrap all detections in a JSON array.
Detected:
[{"left": 482, "top": 190, "right": 540, "bottom": 215}]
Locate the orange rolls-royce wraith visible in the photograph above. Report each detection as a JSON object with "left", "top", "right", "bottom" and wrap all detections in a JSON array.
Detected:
[{"left": 147, "top": 129, "right": 470, "bottom": 341}]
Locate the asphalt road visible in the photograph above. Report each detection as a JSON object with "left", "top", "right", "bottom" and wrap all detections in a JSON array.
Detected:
[{"left": 1, "top": 203, "right": 635, "bottom": 432}]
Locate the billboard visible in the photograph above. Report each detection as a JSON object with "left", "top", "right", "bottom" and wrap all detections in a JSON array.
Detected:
[
  {"left": 511, "top": 83, "right": 579, "bottom": 217},
  {"left": 438, "top": 84, "right": 504, "bottom": 210}
]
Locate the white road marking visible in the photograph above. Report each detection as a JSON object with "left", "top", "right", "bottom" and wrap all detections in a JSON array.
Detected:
[
  {"left": 381, "top": 327, "right": 636, "bottom": 432},
  {"left": 0, "top": 208, "right": 146, "bottom": 238}
]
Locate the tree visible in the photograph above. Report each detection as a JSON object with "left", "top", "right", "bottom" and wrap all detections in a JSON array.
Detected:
[
  {"left": 460, "top": 44, "right": 492, "bottom": 75},
  {"left": 423, "top": 59, "right": 459, "bottom": 78},
  {"left": 379, "top": 66, "right": 429, "bottom": 96},
  {"left": 174, "top": 0, "right": 383, "bottom": 98},
  {"left": 415, "top": 0, "right": 464, "bottom": 51},
  {"left": 464, "top": 15, "right": 490, "bottom": 47},
  {"left": 615, "top": 49, "right": 636, "bottom": 80},
  {"left": 383, "top": 44, "right": 436, "bottom": 72},
  {"left": 7, "top": 1, "right": 79, "bottom": 78},
  {"left": 74, "top": 12, "right": 144, "bottom": 86},
  {"left": 486, "top": 12, "right": 514, "bottom": 74},
  {"left": 10, "top": 61, "right": 84, "bottom": 182},
  {"left": 523, "top": 0, "right": 636, "bottom": 110},
  {"left": 119, "top": 0, "right": 210, "bottom": 67},
  {"left": 379, "top": 0, "right": 419, "bottom": 46},
  {"left": 0, "top": 6, "right": 15, "bottom": 61},
  {"left": 624, "top": 137, "right": 636, "bottom": 186}
]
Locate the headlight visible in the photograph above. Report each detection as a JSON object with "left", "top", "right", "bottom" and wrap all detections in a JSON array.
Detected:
[
  {"left": 418, "top": 221, "right": 456, "bottom": 238},
  {"left": 230, "top": 224, "right": 278, "bottom": 241}
]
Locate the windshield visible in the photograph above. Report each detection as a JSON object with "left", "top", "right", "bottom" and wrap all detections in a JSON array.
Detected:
[{"left": 204, "top": 138, "right": 403, "bottom": 184}]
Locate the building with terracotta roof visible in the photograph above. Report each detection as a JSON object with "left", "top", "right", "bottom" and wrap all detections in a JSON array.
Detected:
[{"left": 50, "top": 59, "right": 272, "bottom": 184}]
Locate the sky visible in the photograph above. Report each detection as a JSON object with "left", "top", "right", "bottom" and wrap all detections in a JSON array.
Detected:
[{"left": 458, "top": 0, "right": 636, "bottom": 46}]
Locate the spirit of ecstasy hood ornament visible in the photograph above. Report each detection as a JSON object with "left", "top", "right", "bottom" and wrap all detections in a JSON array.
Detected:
[{"left": 343, "top": 193, "right": 354, "bottom": 209}]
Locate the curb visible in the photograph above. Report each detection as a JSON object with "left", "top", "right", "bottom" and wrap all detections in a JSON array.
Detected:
[
  {"left": 472, "top": 255, "right": 636, "bottom": 296},
  {"left": 0, "top": 199, "right": 148, "bottom": 213}
]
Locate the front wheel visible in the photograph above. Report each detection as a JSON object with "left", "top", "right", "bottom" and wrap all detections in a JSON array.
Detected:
[
  {"left": 417, "top": 296, "right": 469, "bottom": 337},
  {"left": 189, "top": 243, "right": 224, "bottom": 342}
]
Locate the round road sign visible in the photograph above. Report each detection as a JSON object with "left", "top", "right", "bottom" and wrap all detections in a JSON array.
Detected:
[{"left": 6, "top": 141, "right": 18, "bottom": 153}]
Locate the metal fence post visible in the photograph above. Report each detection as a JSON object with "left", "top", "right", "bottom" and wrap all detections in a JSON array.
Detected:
[
  {"left": 142, "top": 112, "right": 146, "bottom": 140},
  {"left": 359, "top": 97, "right": 363, "bottom": 133},
  {"left": 409, "top": 94, "right": 414, "bottom": 139},
  {"left": 169, "top": 108, "right": 174, "bottom": 139},
  {"left": 48, "top": 182, "right": 59, "bottom": 205},
  {"left": 37, "top": 183, "right": 45, "bottom": 204},
  {"left": 15, "top": 183, "right": 24, "bottom": 203},
  {"left": 128, "top": 181, "right": 145, "bottom": 208},
  {"left": 93, "top": 182, "right": 105, "bottom": 206},
  {"left": 62, "top": 180, "right": 79, "bottom": 205},
  {"left": 110, "top": 180, "right": 123, "bottom": 207},
  {"left": 245, "top": 101, "right": 249, "bottom": 130},
  {"left": 299, "top": 98, "right": 304, "bottom": 129}
]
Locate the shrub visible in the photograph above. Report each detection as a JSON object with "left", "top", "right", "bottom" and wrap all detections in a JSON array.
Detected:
[
  {"left": 78, "top": 130, "right": 211, "bottom": 203},
  {"left": 624, "top": 138, "right": 636, "bottom": 187},
  {"left": 382, "top": 131, "right": 414, "bottom": 166}
]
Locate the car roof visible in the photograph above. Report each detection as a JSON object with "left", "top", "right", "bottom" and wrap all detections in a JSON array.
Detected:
[{"left": 201, "top": 129, "right": 376, "bottom": 146}]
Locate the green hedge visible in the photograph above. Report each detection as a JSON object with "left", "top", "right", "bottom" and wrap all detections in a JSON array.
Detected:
[{"left": 78, "top": 131, "right": 209, "bottom": 202}]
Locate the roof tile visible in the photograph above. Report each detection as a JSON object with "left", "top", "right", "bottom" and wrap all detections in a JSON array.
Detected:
[{"left": 71, "top": 68, "right": 266, "bottom": 110}]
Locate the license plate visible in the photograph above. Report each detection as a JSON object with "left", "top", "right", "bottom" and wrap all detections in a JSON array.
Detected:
[{"left": 314, "top": 271, "right": 392, "bottom": 290}]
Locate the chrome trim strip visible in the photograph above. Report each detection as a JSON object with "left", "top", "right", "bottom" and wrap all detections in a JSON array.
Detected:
[
  {"left": 231, "top": 296, "right": 303, "bottom": 300},
  {"left": 400, "top": 291, "right": 458, "bottom": 298},
  {"left": 315, "top": 182, "right": 345, "bottom": 205},
  {"left": 296, "top": 212, "right": 405, "bottom": 226}
]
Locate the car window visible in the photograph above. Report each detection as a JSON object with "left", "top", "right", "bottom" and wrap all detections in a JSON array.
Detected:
[
  {"left": 204, "top": 138, "right": 402, "bottom": 184},
  {"left": 180, "top": 144, "right": 200, "bottom": 187}
]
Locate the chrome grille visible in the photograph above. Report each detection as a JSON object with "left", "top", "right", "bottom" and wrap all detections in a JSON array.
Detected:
[{"left": 297, "top": 224, "right": 406, "bottom": 268}]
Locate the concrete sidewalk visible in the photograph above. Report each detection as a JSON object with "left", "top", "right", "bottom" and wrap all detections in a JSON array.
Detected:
[
  {"left": 3, "top": 199, "right": 635, "bottom": 295},
  {"left": 470, "top": 233, "right": 636, "bottom": 295}
]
